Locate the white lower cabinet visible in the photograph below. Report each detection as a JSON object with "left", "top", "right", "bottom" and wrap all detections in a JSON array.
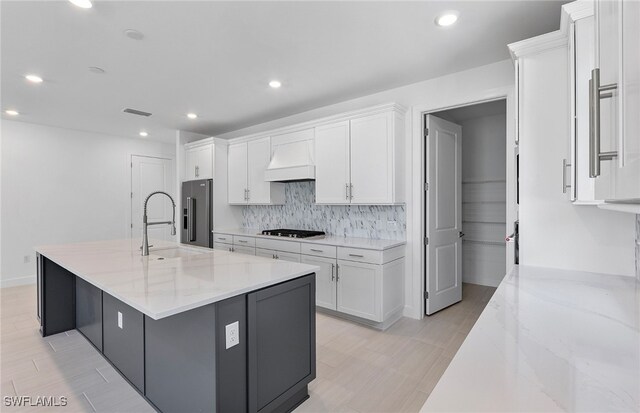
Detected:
[
  {"left": 335, "top": 260, "right": 380, "bottom": 321},
  {"left": 214, "top": 242, "right": 233, "bottom": 252},
  {"left": 300, "top": 255, "right": 337, "bottom": 311},
  {"left": 233, "top": 245, "right": 256, "bottom": 256}
]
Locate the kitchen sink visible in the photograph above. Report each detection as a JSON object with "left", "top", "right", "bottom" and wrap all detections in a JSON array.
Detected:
[{"left": 149, "top": 246, "right": 208, "bottom": 259}]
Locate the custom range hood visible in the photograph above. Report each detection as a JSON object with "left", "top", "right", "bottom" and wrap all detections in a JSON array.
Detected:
[{"left": 264, "top": 131, "right": 315, "bottom": 182}]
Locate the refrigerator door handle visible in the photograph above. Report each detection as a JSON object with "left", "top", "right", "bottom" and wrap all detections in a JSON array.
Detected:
[{"left": 187, "top": 197, "right": 196, "bottom": 242}]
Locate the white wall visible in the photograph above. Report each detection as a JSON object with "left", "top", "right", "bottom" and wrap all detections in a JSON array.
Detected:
[
  {"left": 218, "top": 59, "right": 517, "bottom": 318},
  {"left": 1, "top": 120, "right": 175, "bottom": 287},
  {"left": 519, "top": 46, "right": 635, "bottom": 276}
]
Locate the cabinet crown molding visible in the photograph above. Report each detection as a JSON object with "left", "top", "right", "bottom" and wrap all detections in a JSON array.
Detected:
[
  {"left": 562, "top": 0, "right": 594, "bottom": 23},
  {"left": 227, "top": 103, "right": 406, "bottom": 145},
  {"left": 508, "top": 30, "right": 567, "bottom": 60}
]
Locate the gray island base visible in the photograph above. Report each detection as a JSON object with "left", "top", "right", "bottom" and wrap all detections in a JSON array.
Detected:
[{"left": 37, "top": 250, "right": 316, "bottom": 413}]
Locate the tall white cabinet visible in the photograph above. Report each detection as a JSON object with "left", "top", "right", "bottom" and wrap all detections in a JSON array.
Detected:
[
  {"left": 227, "top": 137, "right": 285, "bottom": 205},
  {"left": 315, "top": 106, "right": 405, "bottom": 205}
]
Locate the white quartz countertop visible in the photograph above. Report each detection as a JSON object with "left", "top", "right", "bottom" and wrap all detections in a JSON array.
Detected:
[
  {"left": 36, "top": 239, "right": 319, "bottom": 320},
  {"left": 213, "top": 228, "right": 406, "bottom": 251},
  {"left": 422, "top": 265, "right": 640, "bottom": 412}
]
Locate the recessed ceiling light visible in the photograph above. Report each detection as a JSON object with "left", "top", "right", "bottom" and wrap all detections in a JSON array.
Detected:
[
  {"left": 5, "top": 110, "right": 19, "bottom": 116},
  {"left": 88, "top": 66, "right": 105, "bottom": 74},
  {"left": 269, "top": 80, "right": 282, "bottom": 89},
  {"left": 187, "top": 113, "right": 198, "bottom": 119},
  {"left": 139, "top": 131, "right": 148, "bottom": 137},
  {"left": 124, "top": 29, "right": 144, "bottom": 41},
  {"left": 435, "top": 11, "right": 459, "bottom": 27},
  {"left": 25, "top": 74, "right": 43, "bottom": 83},
  {"left": 68, "top": 0, "right": 92, "bottom": 9}
]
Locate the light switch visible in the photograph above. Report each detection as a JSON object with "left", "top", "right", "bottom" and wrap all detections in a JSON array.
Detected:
[
  {"left": 117, "top": 311, "right": 123, "bottom": 329},
  {"left": 225, "top": 321, "right": 239, "bottom": 349}
]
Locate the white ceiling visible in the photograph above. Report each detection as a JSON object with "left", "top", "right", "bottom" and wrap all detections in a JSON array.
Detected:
[{"left": 1, "top": 1, "right": 567, "bottom": 143}]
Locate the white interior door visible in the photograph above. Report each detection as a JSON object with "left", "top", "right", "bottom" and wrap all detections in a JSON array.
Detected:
[
  {"left": 131, "top": 155, "right": 174, "bottom": 243},
  {"left": 425, "top": 115, "right": 462, "bottom": 315}
]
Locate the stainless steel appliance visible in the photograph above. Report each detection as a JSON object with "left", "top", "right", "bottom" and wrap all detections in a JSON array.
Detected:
[
  {"left": 181, "top": 179, "right": 213, "bottom": 248},
  {"left": 261, "top": 229, "right": 325, "bottom": 238}
]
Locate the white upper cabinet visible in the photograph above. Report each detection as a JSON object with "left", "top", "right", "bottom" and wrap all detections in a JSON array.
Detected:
[
  {"left": 315, "top": 105, "right": 405, "bottom": 205},
  {"left": 227, "top": 137, "right": 285, "bottom": 205},
  {"left": 184, "top": 138, "right": 214, "bottom": 181},
  {"left": 592, "top": 0, "right": 640, "bottom": 201},
  {"left": 315, "top": 121, "right": 351, "bottom": 204},
  {"left": 350, "top": 113, "right": 393, "bottom": 204},
  {"left": 227, "top": 142, "right": 248, "bottom": 204}
]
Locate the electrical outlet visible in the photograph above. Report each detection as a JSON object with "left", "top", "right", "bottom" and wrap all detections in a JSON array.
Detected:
[
  {"left": 117, "top": 312, "right": 123, "bottom": 329},
  {"left": 225, "top": 321, "right": 239, "bottom": 349}
]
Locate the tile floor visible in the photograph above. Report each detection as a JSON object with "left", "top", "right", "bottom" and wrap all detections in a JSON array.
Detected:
[{"left": 0, "top": 283, "right": 495, "bottom": 412}]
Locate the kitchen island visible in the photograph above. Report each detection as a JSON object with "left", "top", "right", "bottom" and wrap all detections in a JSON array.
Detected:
[{"left": 36, "top": 239, "right": 319, "bottom": 413}]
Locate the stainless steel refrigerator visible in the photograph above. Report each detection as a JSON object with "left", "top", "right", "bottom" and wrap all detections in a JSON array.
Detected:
[{"left": 181, "top": 179, "right": 213, "bottom": 248}]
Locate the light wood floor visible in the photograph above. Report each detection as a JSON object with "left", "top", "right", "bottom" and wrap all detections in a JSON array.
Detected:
[{"left": 1, "top": 283, "right": 495, "bottom": 413}]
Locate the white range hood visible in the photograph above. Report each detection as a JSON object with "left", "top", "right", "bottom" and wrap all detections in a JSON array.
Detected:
[{"left": 264, "top": 132, "right": 315, "bottom": 182}]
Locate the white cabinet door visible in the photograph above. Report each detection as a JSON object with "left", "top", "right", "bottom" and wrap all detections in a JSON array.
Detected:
[
  {"left": 214, "top": 242, "right": 233, "bottom": 252},
  {"left": 247, "top": 137, "right": 273, "bottom": 204},
  {"left": 350, "top": 113, "right": 392, "bottom": 204},
  {"left": 228, "top": 142, "right": 248, "bottom": 204},
  {"left": 301, "top": 255, "right": 336, "bottom": 310},
  {"left": 185, "top": 149, "right": 198, "bottom": 181},
  {"left": 195, "top": 144, "right": 213, "bottom": 180},
  {"left": 275, "top": 251, "right": 300, "bottom": 263},
  {"left": 233, "top": 245, "right": 256, "bottom": 256},
  {"left": 336, "top": 260, "right": 381, "bottom": 322},
  {"left": 315, "top": 121, "right": 351, "bottom": 204},
  {"left": 256, "top": 248, "right": 275, "bottom": 259}
]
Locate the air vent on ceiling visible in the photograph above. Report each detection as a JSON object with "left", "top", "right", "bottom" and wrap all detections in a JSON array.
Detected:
[{"left": 123, "top": 108, "right": 152, "bottom": 117}]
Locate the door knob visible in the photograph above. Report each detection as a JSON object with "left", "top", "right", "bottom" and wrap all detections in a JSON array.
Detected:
[{"left": 459, "top": 232, "right": 465, "bottom": 238}]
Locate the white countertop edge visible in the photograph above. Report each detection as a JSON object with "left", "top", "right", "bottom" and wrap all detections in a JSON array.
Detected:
[
  {"left": 212, "top": 228, "right": 406, "bottom": 250},
  {"left": 36, "top": 242, "right": 320, "bottom": 320}
]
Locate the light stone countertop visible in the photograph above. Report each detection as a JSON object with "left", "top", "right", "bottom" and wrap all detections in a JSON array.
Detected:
[
  {"left": 213, "top": 227, "right": 406, "bottom": 251},
  {"left": 421, "top": 265, "right": 640, "bottom": 412},
  {"left": 36, "top": 238, "right": 319, "bottom": 320}
]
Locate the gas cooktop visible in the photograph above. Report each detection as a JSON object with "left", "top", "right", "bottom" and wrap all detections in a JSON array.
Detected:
[{"left": 260, "top": 229, "right": 325, "bottom": 238}]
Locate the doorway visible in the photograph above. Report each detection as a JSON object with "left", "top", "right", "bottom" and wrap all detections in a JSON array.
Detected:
[
  {"left": 130, "top": 155, "right": 175, "bottom": 242},
  {"left": 424, "top": 100, "right": 507, "bottom": 315}
]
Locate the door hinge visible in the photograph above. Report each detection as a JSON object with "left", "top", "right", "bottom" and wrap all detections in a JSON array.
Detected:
[
  {"left": 424, "top": 127, "right": 429, "bottom": 137},
  {"left": 424, "top": 182, "right": 429, "bottom": 191},
  {"left": 130, "top": 223, "right": 133, "bottom": 229},
  {"left": 423, "top": 237, "right": 429, "bottom": 245},
  {"left": 131, "top": 162, "right": 133, "bottom": 168},
  {"left": 424, "top": 291, "right": 429, "bottom": 300},
  {"left": 130, "top": 192, "right": 133, "bottom": 199}
]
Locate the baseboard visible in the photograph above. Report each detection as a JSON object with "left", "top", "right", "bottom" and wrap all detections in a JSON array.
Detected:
[
  {"left": 1, "top": 274, "right": 36, "bottom": 288},
  {"left": 316, "top": 306, "right": 403, "bottom": 331}
]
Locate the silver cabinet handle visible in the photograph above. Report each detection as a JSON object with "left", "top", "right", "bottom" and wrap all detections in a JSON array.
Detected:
[
  {"left": 350, "top": 183, "right": 353, "bottom": 200},
  {"left": 218, "top": 237, "right": 227, "bottom": 241},
  {"left": 345, "top": 183, "right": 349, "bottom": 200},
  {"left": 246, "top": 188, "right": 250, "bottom": 202},
  {"left": 336, "top": 264, "right": 339, "bottom": 281},
  {"left": 195, "top": 165, "right": 199, "bottom": 177},
  {"left": 331, "top": 263, "right": 335, "bottom": 281},
  {"left": 187, "top": 197, "right": 195, "bottom": 242},
  {"left": 310, "top": 248, "right": 323, "bottom": 253},
  {"left": 589, "top": 68, "right": 618, "bottom": 178},
  {"left": 562, "top": 158, "right": 572, "bottom": 194},
  {"left": 348, "top": 254, "right": 364, "bottom": 258},
  {"left": 237, "top": 240, "right": 248, "bottom": 243},
  {"left": 244, "top": 189, "right": 247, "bottom": 201}
]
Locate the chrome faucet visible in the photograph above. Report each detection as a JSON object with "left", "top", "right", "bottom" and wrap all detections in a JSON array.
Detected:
[{"left": 141, "top": 191, "right": 176, "bottom": 256}]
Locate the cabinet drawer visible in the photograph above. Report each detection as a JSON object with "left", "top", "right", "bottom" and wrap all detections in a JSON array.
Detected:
[
  {"left": 300, "top": 243, "right": 337, "bottom": 259},
  {"left": 213, "top": 233, "right": 233, "bottom": 244},
  {"left": 337, "top": 247, "right": 382, "bottom": 264},
  {"left": 233, "top": 235, "right": 256, "bottom": 247},
  {"left": 214, "top": 242, "right": 234, "bottom": 252},
  {"left": 255, "top": 238, "right": 301, "bottom": 254},
  {"left": 233, "top": 245, "right": 256, "bottom": 256}
]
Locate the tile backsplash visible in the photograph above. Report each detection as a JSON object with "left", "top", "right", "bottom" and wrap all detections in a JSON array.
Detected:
[{"left": 242, "top": 182, "right": 406, "bottom": 240}]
